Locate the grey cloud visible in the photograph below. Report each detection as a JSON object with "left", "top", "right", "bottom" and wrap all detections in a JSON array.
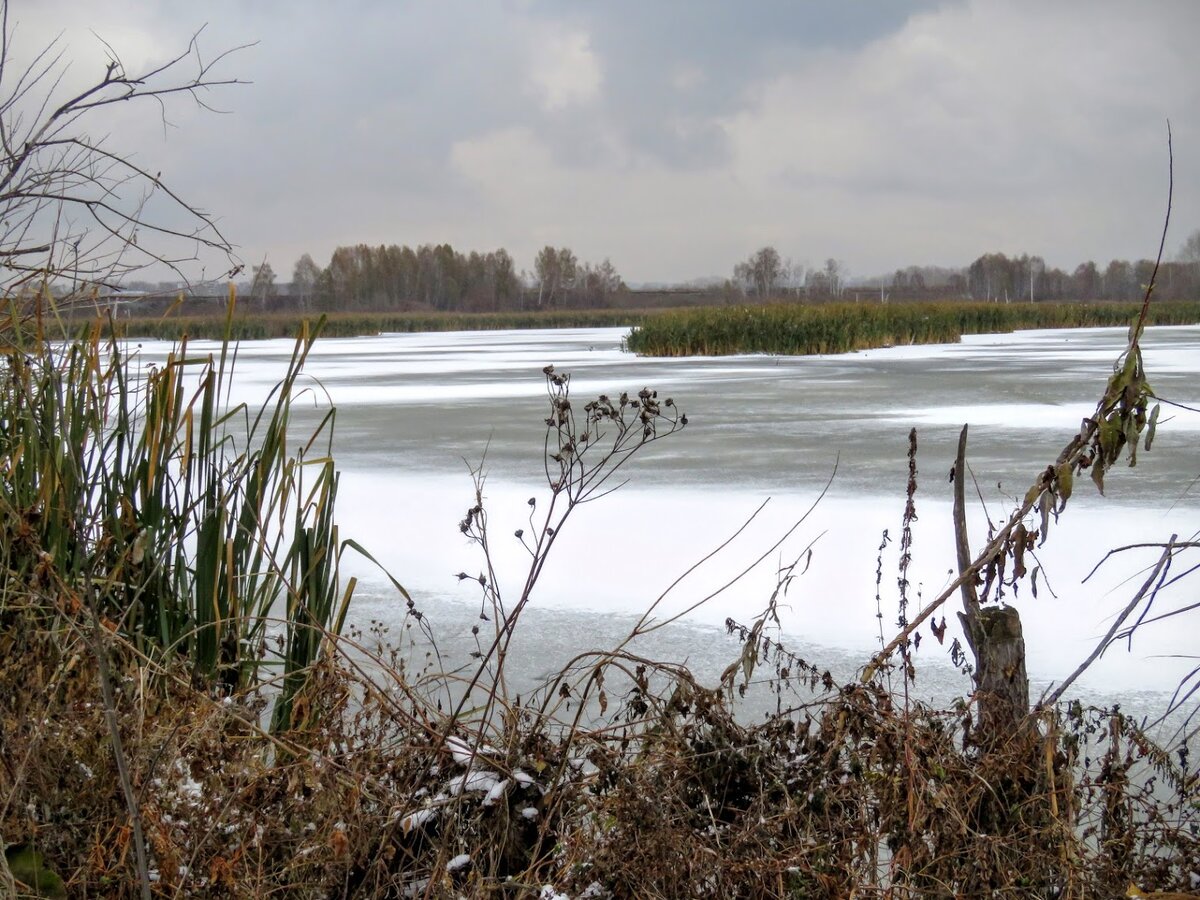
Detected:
[
  {"left": 531, "top": 1, "right": 952, "bottom": 168},
  {"left": 12, "top": 0, "right": 1200, "bottom": 282}
]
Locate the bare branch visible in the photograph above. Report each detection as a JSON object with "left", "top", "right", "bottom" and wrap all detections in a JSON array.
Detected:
[
  {"left": 1038, "top": 537, "right": 1176, "bottom": 709},
  {"left": 0, "top": 2, "right": 246, "bottom": 301}
]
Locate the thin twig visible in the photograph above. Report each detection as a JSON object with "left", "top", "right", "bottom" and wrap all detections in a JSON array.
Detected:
[
  {"left": 1038, "top": 536, "right": 1176, "bottom": 709},
  {"left": 1083, "top": 540, "right": 1200, "bottom": 582}
]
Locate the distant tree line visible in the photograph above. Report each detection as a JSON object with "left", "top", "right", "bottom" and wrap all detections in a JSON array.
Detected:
[
  {"left": 221, "top": 244, "right": 628, "bottom": 313},
  {"left": 730, "top": 231, "right": 1200, "bottom": 304},
  {"left": 118, "top": 229, "right": 1200, "bottom": 311},
  {"left": 959, "top": 252, "right": 1199, "bottom": 303},
  {"left": 730, "top": 247, "right": 848, "bottom": 300}
]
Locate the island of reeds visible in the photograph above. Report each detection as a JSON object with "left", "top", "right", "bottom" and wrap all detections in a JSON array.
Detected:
[{"left": 625, "top": 299, "right": 1200, "bottom": 356}]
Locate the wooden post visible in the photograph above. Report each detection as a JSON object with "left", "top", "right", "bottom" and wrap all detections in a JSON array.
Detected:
[{"left": 953, "top": 425, "right": 1029, "bottom": 746}]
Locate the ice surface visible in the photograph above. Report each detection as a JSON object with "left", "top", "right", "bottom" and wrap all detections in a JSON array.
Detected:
[{"left": 129, "top": 324, "right": 1200, "bottom": 704}]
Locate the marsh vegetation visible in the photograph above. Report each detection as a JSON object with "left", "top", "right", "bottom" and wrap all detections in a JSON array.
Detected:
[
  {"left": 625, "top": 299, "right": 1200, "bottom": 356},
  {"left": 0, "top": 7, "right": 1197, "bottom": 898}
]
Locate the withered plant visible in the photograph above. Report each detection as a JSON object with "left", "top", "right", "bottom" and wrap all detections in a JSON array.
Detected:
[{"left": 1, "top": 9, "right": 1197, "bottom": 895}]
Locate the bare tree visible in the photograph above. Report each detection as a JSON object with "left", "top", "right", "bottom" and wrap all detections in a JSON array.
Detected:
[
  {"left": 783, "top": 256, "right": 807, "bottom": 297},
  {"left": 823, "top": 257, "right": 842, "bottom": 298},
  {"left": 0, "top": 2, "right": 247, "bottom": 298},
  {"left": 1178, "top": 228, "right": 1200, "bottom": 263},
  {"left": 251, "top": 260, "right": 277, "bottom": 304},
  {"left": 734, "top": 246, "right": 782, "bottom": 298},
  {"left": 1027, "top": 254, "right": 1045, "bottom": 302},
  {"left": 291, "top": 252, "right": 321, "bottom": 309},
  {"left": 534, "top": 245, "right": 577, "bottom": 307}
]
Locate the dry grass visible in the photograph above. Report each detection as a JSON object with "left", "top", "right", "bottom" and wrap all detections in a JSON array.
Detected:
[{"left": 2, "top": 595, "right": 1196, "bottom": 897}]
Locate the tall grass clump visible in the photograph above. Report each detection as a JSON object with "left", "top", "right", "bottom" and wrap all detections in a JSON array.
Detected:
[
  {"left": 0, "top": 294, "right": 357, "bottom": 733},
  {"left": 626, "top": 300, "right": 1200, "bottom": 356}
]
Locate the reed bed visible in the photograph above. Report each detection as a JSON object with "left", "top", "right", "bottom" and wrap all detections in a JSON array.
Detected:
[
  {"left": 0, "top": 300, "right": 358, "bottom": 735},
  {"left": 626, "top": 300, "right": 1200, "bottom": 356},
  {"left": 106, "top": 308, "right": 646, "bottom": 342}
]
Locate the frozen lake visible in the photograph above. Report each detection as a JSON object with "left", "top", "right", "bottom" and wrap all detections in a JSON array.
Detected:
[{"left": 131, "top": 323, "right": 1200, "bottom": 712}]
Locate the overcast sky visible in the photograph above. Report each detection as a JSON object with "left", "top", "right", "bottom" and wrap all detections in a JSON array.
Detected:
[{"left": 16, "top": 0, "right": 1200, "bottom": 285}]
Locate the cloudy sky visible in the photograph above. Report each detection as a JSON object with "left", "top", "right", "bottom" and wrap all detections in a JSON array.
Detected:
[{"left": 15, "top": 0, "right": 1200, "bottom": 285}]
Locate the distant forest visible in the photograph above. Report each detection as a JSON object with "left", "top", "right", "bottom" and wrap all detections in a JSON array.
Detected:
[
  {"left": 121, "top": 230, "right": 1200, "bottom": 313},
  {"left": 729, "top": 243, "right": 1200, "bottom": 305}
]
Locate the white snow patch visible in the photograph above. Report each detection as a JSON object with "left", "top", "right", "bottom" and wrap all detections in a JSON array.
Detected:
[
  {"left": 483, "top": 778, "right": 510, "bottom": 806},
  {"left": 402, "top": 876, "right": 431, "bottom": 897},
  {"left": 398, "top": 808, "right": 438, "bottom": 832},
  {"left": 447, "top": 853, "right": 471, "bottom": 872},
  {"left": 447, "top": 736, "right": 476, "bottom": 766},
  {"left": 448, "top": 769, "right": 500, "bottom": 796},
  {"left": 178, "top": 776, "right": 203, "bottom": 799}
]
